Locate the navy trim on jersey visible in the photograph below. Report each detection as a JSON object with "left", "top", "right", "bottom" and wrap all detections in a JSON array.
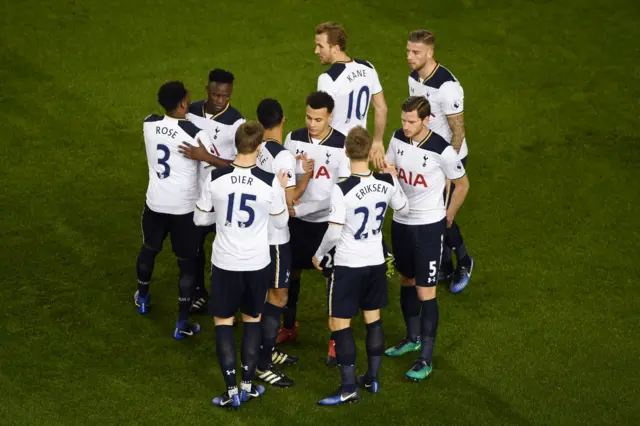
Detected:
[
  {"left": 178, "top": 120, "right": 201, "bottom": 139},
  {"left": 337, "top": 175, "right": 360, "bottom": 195},
  {"left": 322, "top": 128, "right": 346, "bottom": 148},
  {"left": 188, "top": 100, "right": 206, "bottom": 117},
  {"left": 419, "top": 132, "right": 449, "bottom": 154},
  {"left": 393, "top": 129, "right": 410, "bottom": 143},
  {"left": 290, "top": 128, "right": 310, "bottom": 143},
  {"left": 215, "top": 105, "right": 244, "bottom": 125},
  {"left": 144, "top": 114, "right": 163, "bottom": 123},
  {"left": 354, "top": 58, "right": 373, "bottom": 69},
  {"left": 251, "top": 167, "right": 276, "bottom": 186},
  {"left": 263, "top": 140, "right": 286, "bottom": 157},
  {"left": 424, "top": 65, "right": 457, "bottom": 89},
  {"left": 409, "top": 70, "right": 420, "bottom": 82},
  {"left": 324, "top": 63, "right": 347, "bottom": 81},
  {"left": 373, "top": 172, "right": 394, "bottom": 186},
  {"left": 210, "top": 165, "right": 234, "bottom": 182}
]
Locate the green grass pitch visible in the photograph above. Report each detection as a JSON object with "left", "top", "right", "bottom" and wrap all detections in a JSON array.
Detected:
[{"left": 1, "top": 0, "right": 639, "bottom": 424}]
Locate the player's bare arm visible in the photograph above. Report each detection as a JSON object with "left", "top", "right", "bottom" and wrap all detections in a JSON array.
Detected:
[
  {"left": 288, "top": 153, "right": 315, "bottom": 207},
  {"left": 178, "top": 139, "right": 233, "bottom": 168},
  {"left": 445, "top": 174, "right": 469, "bottom": 227},
  {"left": 446, "top": 113, "right": 465, "bottom": 153},
  {"left": 369, "top": 91, "right": 388, "bottom": 169}
]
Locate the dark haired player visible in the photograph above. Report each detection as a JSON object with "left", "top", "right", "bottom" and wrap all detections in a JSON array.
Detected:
[
  {"left": 134, "top": 81, "right": 205, "bottom": 339},
  {"left": 384, "top": 97, "right": 469, "bottom": 381},
  {"left": 279, "top": 91, "right": 350, "bottom": 366},
  {"left": 185, "top": 68, "right": 245, "bottom": 313},
  {"left": 194, "top": 121, "right": 290, "bottom": 408}
]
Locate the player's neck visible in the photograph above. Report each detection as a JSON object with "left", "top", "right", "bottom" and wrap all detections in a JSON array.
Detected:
[
  {"left": 167, "top": 111, "right": 186, "bottom": 120},
  {"left": 263, "top": 128, "right": 283, "bottom": 144},
  {"left": 350, "top": 160, "right": 370, "bottom": 175},
  {"left": 233, "top": 153, "right": 257, "bottom": 167},
  {"left": 332, "top": 52, "right": 351, "bottom": 64},
  {"left": 412, "top": 127, "right": 430, "bottom": 143},
  {"left": 417, "top": 59, "right": 438, "bottom": 80},
  {"left": 310, "top": 126, "right": 331, "bottom": 141}
]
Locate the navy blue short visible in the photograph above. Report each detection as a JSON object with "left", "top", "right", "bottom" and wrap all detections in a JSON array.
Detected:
[
  {"left": 209, "top": 264, "right": 270, "bottom": 318},
  {"left": 391, "top": 219, "right": 446, "bottom": 287},
  {"left": 141, "top": 203, "right": 199, "bottom": 259},
  {"left": 269, "top": 243, "right": 292, "bottom": 289},
  {"left": 327, "top": 263, "right": 388, "bottom": 319},
  {"left": 289, "top": 217, "right": 328, "bottom": 270}
]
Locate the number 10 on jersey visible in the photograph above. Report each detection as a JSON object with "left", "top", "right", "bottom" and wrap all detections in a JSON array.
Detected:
[{"left": 346, "top": 86, "right": 371, "bottom": 122}]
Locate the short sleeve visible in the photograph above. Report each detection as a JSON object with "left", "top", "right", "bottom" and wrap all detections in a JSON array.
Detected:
[
  {"left": 385, "top": 138, "right": 396, "bottom": 165},
  {"left": 269, "top": 176, "right": 287, "bottom": 215},
  {"left": 317, "top": 73, "right": 333, "bottom": 94},
  {"left": 328, "top": 185, "right": 347, "bottom": 225},
  {"left": 389, "top": 177, "right": 408, "bottom": 211},
  {"left": 338, "top": 151, "right": 351, "bottom": 179},
  {"left": 441, "top": 146, "right": 466, "bottom": 180},
  {"left": 440, "top": 82, "right": 464, "bottom": 116},
  {"left": 370, "top": 65, "right": 383, "bottom": 95},
  {"left": 274, "top": 151, "right": 296, "bottom": 189},
  {"left": 196, "top": 183, "right": 214, "bottom": 213}
]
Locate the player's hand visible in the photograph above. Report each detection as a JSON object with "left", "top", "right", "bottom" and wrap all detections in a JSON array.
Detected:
[
  {"left": 278, "top": 169, "right": 289, "bottom": 188},
  {"left": 312, "top": 256, "right": 322, "bottom": 271},
  {"left": 287, "top": 199, "right": 300, "bottom": 217},
  {"left": 179, "top": 138, "right": 208, "bottom": 162},
  {"left": 296, "top": 153, "right": 315, "bottom": 174},
  {"left": 382, "top": 162, "right": 397, "bottom": 177},
  {"left": 446, "top": 211, "right": 455, "bottom": 228},
  {"left": 369, "top": 141, "right": 386, "bottom": 170}
]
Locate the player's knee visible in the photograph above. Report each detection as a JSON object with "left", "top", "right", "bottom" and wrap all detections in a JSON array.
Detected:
[
  {"left": 363, "top": 309, "right": 380, "bottom": 324},
  {"left": 329, "top": 317, "right": 350, "bottom": 332},
  {"left": 242, "top": 313, "right": 261, "bottom": 324},
  {"left": 400, "top": 275, "right": 416, "bottom": 286},
  {"left": 214, "top": 316, "right": 235, "bottom": 326},
  {"left": 268, "top": 288, "right": 288, "bottom": 307},
  {"left": 417, "top": 285, "right": 436, "bottom": 301}
]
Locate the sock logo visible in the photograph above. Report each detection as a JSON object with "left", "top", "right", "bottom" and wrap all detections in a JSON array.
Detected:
[{"left": 225, "top": 369, "right": 235, "bottom": 376}]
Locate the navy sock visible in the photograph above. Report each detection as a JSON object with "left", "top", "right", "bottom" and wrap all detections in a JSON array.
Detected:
[
  {"left": 258, "top": 302, "right": 282, "bottom": 370},
  {"left": 215, "top": 325, "right": 237, "bottom": 389},
  {"left": 194, "top": 240, "right": 207, "bottom": 298},
  {"left": 441, "top": 245, "right": 454, "bottom": 271},
  {"left": 400, "top": 286, "right": 421, "bottom": 341},
  {"left": 241, "top": 322, "right": 261, "bottom": 383},
  {"left": 283, "top": 278, "right": 300, "bottom": 329},
  {"left": 365, "top": 320, "right": 384, "bottom": 381},
  {"left": 334, "top": 327, "right": 356, "bottom": 392},
  {"left": 136, "top": 246, "right": 159, "bottom": 297},
  {"left": 176, "top": 258, "right": 195, "bottom": 323},
  {"left": 446, "top": 222, "right": 471, "bottom": 269},
  {"left": 418, "top": 298, "right": 439, "bottom": 364}
]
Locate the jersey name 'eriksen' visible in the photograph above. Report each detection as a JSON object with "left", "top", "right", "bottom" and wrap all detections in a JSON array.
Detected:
[{"left": 355, "top": 183, "right": 389, "bottom": 200}]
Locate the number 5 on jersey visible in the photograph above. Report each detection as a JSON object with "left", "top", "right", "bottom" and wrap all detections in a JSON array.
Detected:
[{"left": 225, "top": 193, "right": 256, "bottom": 228}]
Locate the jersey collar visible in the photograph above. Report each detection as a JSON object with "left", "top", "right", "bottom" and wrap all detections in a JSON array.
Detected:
[
  {"left": 231, "top": 162, "right": 256, "bottom": 169},
  {"left": 420, "top": 62, "right": 440, "bottom": 84},
  {"left": 412, "top": 130, "right": 433, "bottom": 148},
  {"left": 263, "top": 138, "right": 280, "bottom": 144},
  {"left": 309, "top": 127, "right": 334, "bottom": 145},
  {"left": 202, "top": 102, "right": 230, "bottom": 120},
  {"left": 351, "top": 171, "right": 373, "bottom": 177}
]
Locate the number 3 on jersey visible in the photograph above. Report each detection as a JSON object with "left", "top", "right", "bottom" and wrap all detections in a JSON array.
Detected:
[
  {"left": 226, "top": 193, "right": 256, "bottom": 228},
  {"left": 346, "top": 86, "right": 371, "bottom": 122},
  {"left": 156, "top": 144, "right": 170, "bottom": 179}
]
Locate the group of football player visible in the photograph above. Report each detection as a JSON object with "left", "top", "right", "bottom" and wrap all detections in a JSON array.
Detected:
[{"left": 134, "top": 22, "right": 473, "bottom": 408}]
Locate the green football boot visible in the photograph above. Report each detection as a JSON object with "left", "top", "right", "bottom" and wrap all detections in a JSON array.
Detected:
[
  {"left": 384, "top": 338, "right": 421, "bottom": 357},
  {"left": 405, "top": 361, "right": 433, "bottom": 381}
]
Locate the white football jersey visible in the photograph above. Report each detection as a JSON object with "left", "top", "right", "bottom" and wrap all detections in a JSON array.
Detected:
[
  {"left": 408, "top": 64, "right": 468, "bottom": 159},
  {"left": 284, "top": 128, "right": 350, "bottom": 223},
  {"left": 257, "top": 139, "right": 296, "bottom": 245},
  {"left": 187, "top": 101, "right": 245, "bottom": 191},
  {"left": 385, "top": 129, "right": 466, "bottom": 225},
  {"left": 196, "top": 164, "right": 287, "bottom": 271},
  {"left": 328, "top": 172, "right": 408, "bottom": 268},
  {"left": 317, "top": 59, "right": 383, "bottom": 136},
  {"left": 143, "top": 115, "right": 207, "bottom": 215}
]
